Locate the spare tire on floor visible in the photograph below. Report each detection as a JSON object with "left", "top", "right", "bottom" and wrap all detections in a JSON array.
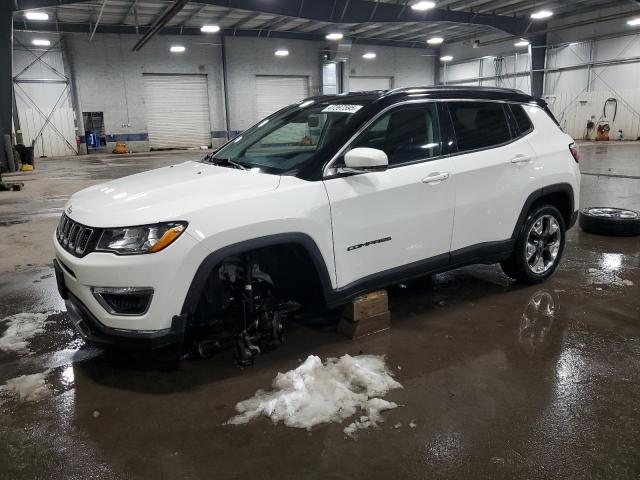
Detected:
[{"left": 579, "top": 207, "right": 640, "bottom": 236}]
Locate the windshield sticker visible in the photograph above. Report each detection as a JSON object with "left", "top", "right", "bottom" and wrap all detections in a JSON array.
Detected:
[{"left": 321, "top": 104, "right": 363, "bottom": 114}]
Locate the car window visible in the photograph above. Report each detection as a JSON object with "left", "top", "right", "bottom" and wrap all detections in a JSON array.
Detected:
[
  {"left": 510, "top": 104, "right": 533, "bottom": 134},
  {"left": 349, "top": 103, "right": 441, "bottom": 165},
  {"left": 210, "top": 101, "right": 370, "bottom": 173},
  {"left": 448, "top": 102, "right": 511, "bottom": 152}
]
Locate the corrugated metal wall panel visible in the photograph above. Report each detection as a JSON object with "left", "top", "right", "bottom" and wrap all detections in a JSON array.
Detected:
[
  {"left": 255, "top": 76, "right": 309, "bottom": 120},
  {"left": 143, "top": 74, "right": 212, "bottom": 149}
]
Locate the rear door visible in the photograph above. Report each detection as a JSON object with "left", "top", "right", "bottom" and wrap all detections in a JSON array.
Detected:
[
  {"left": 447, "top": 101, "right": 538, "bottom": 253},
  {"left": 323, "top": 102, "right": 455, "bottom": 288}
]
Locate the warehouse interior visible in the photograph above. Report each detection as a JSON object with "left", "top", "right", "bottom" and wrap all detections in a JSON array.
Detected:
[{"left": 1, "top": 1, "right": 639, "bottom": 479}]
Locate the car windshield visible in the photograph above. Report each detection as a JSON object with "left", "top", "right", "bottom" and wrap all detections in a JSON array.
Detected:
[{"left": 203, "top": 100, "right": 373, "bottom": 174}]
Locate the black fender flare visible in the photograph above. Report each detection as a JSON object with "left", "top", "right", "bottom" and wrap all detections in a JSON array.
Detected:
[
  {"left": 510, "top": 183, "right": 576, "bottom": 240},
  {"left": 181, "top": 233, "right": 334, "bottom": 315}
]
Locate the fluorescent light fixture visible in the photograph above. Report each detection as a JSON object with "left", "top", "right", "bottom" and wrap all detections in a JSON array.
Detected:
[
  {"left": 440, "top": 55, "right": 453, "bottom": 62},
  {"left": 411, "top": 1, "right": 436, "bottom": 11},
  {"left": 627, "top": 18, "right": 640, "bottom": 26},
  {"left": 427, "top": 36, "right": 444, "bottom": 45},
  {"left": 32, "top": 39, "right": 51, "bottom": 47},
  {"left": 170, "top": 45, "right": 185, "bottom": 53},
  {"left": 515, "top": 39, "right": 530, "bottom": 47},
  {"left": 530, "top": 10, "right": 553, "bottom": 19},
  {"left": 25, "top": 12, "right": 49, "bottom": 21},
  {"left": 275, "top": 49, "right": 289, "bottom": 57},
  {"left": 362, "top": 52, "right": 377, "bottom": 59},
  {"left": 326, "top": 32, "right": 344, "bottom": 40},
  {"left": 200, "top": 25, "right": 220, "bottom": 33}
]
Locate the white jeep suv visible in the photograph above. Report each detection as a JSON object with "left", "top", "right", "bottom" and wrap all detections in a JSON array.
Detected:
[{"left": 53, "top": 86, "right": 580, "bottom": 362}]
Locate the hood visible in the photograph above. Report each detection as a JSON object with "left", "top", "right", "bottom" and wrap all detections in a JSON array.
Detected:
[{"left": 65, "top": 161, "right": 281, "bottom": 228}]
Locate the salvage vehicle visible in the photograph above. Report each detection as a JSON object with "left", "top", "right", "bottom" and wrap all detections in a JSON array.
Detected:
[{"left": 53, "top": 86, "right": 580, "bottom": 363}]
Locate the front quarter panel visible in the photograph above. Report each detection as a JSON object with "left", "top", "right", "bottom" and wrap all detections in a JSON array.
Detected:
[{"left": 184, "top": 176, "right": 337, "bottom": 289}]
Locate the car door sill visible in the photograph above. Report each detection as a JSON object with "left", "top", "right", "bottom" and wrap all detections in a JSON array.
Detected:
[{"left": 326, "top": 240, "right": 513, "bottom": 308}]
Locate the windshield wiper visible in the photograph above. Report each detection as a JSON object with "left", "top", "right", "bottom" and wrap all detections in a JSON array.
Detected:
[{"left": 203, "top": 155, "right": 248, "bottom": 171}]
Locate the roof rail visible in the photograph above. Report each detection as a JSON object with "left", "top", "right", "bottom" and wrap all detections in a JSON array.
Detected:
[{"left": 383, "top": 85, "right": 525, "bottom": 96}]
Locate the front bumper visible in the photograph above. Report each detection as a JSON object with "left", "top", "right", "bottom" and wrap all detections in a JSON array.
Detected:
[{"left": 55, "top": 259, "right": 186, "bottom": 349}]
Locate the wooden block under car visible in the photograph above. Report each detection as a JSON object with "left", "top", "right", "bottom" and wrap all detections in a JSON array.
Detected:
[
  {"left": 338, "top": 310, "right": 391, "bottom": 339},
  {"left": 343, "top": 290, "right": 388, "bottom": 321}
]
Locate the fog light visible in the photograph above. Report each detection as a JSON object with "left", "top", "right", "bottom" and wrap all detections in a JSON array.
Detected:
[{"left": 92, "top": 287, "right": 154, "bottom": 316}]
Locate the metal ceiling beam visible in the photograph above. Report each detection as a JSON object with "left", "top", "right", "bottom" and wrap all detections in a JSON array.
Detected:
[
  {"left": 187, "top": 0, "right": 530, "bottom": 35},
  {"left": 177, "top": 4, "right": 208, "bottom": 28},
  {"left": 131, "top": 0, "right": 190, "bottom": 51},
  {"left": 14, "top": 20, "right": 434, "bottom": 49},
  {"left": 120, "top": 0, "right": 138, "bottom": 24}
]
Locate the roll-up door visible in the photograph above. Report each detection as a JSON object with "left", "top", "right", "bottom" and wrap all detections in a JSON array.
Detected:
[
  {"left": 143, "top": 74, "right": 212, "bottom": 149},
  {"left": 255, "top": 75, "right": 309, "bottom": 120},
  {"left": 349, "top": 76, "right": 393, "bottom": 92}
]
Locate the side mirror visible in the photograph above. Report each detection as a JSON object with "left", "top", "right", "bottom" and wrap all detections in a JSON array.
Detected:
[{"left": 343, "top": 147, "right": 388, "bottom": 172}]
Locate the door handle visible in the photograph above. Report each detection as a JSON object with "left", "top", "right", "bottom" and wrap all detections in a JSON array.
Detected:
[
  {"left": 422, "top": 172, "right": 450, "bottom": 184},
  {"left": 511, "top": 154, "right": 532, "bottom": 164}
]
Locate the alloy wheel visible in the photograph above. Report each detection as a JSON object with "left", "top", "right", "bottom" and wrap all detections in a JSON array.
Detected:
[{"left": 526, "top": 215, "right": 562, "bottom": 274}]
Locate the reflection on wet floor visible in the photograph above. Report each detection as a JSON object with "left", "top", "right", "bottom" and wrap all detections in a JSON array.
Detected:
[{"left": 0, "top": 144, "right": 638, "bottom": 479}]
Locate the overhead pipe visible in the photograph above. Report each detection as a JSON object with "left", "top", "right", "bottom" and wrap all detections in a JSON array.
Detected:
[{"left": 131, "top": 0, "right": 190, "bottom": 52}]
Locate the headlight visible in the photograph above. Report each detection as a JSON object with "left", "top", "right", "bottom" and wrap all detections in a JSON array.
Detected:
[{"left": 96, "top": 222, "right": 187, "bottom": 254}]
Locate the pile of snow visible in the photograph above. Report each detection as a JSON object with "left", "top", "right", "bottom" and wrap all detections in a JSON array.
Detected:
[
  {"left": 0, "top": 312, "right": 53, "bottom": 353},
  {"left": 0, "top": 372, "right": 51, "bottom": 401},
  {"left": 226, "top": 354, "right": 402, "bottom": 436}
]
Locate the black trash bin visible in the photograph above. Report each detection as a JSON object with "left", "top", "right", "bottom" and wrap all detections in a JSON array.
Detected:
[{"left": 14, "top": 144, "right": 35, "bottom": 168}]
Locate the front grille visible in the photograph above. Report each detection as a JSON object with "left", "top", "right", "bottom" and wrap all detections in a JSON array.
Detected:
[{"left": 56, "top": 214, "right": 95, "bottom": 257}]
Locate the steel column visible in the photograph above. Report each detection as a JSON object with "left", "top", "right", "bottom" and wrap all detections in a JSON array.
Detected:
[
  {"left": 530, "top": 35, "right": 546, "bottom": 98},
  {"left": 0, "top": 6, "right": 13, "bottom": 171}
]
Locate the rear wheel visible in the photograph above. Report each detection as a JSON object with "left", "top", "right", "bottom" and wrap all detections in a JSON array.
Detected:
[{"left": 501, "top": 205, "right": 566, "bottom": 284}]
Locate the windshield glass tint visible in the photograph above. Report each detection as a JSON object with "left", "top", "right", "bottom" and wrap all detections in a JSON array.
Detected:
[{"left": 206, "top": 102, "right": 371, "bottom": 173}]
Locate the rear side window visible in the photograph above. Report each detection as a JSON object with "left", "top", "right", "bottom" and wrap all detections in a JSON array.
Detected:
[
  {"left": 510, "top": 104, "right": 533, "bottom": 134},
  {"left": 448, "top": 102, "right": 511, "bottom": 152}
]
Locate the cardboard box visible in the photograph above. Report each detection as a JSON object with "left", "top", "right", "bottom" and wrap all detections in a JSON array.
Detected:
[
  {"left": 343, "top": 290, "right": 388, "bottom": 321},
  {"left": 338, "top": 310, "right": 391, "bottom": 339}
]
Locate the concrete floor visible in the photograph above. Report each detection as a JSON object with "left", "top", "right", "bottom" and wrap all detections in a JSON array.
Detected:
[{"left": 0, "top": 144, "right": 639, "bottom": 479}]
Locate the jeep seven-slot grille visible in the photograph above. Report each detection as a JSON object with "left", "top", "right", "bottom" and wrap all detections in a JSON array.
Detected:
[{"left": 56, "top": 214, "right": 95, "bottom": 257}]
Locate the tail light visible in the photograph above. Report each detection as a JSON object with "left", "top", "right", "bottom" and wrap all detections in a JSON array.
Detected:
[{"left": 569, "top": 142, "right": 580, "bottom": 163}]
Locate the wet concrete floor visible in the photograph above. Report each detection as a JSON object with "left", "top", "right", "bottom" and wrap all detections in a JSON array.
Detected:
[{"left": 0, "top": 144, "right": 638, "bottom": 479}]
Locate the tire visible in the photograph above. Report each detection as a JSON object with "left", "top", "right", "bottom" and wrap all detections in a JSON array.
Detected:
[
  {"left": 578, "top": 207, "right": 640, "bottom": 237},
  {"left": 501, "top": 205, "right": 566, "bottom": 284}
]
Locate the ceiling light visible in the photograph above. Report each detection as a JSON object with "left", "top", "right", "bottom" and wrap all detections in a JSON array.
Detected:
[
  {"left": 440, "top": 55, "right": 453, "bottom": 62},
  {"left": 200, "top": 25, "right": 220, "bottom": 33},
  {"left": 427, "top": 36, "right": 443, "bottom": 45},
  {"left": 170, "top": 45, "right": 185, "bottom": 53},
  {"left": 32, "top": 39, "right": 51, "bottom": 47},
  {"left": 25, "top": 12, "right": 49, "bottom": 21},
  {"left": 326, "top": 32, "right": 344, "bottom": 40},
  {"left": 627, "top": 18, "right": 640, "bottom": 26},
  {"left": 515, "top": 39, "right": 530, "bottom": 47},
  {"left": 411, "top": 1, "right": 436, "bottom": 11},
  {"left": 362, "top": 52, "right": 377, "bottom": 59},
  {"left": 530, "top": 10, "right": 553, "bottom": 19},
  {"left": 275, "top": 49, "right": 289, "bottom": 57}
]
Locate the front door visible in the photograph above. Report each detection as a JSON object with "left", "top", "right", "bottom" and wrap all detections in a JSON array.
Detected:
[{"left": 323, "top": 102, "right": 455, "bottom": 288}]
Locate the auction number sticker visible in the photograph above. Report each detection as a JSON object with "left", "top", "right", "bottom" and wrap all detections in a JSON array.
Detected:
[{"left": 322, "top": 104, "right": 363, "bottom": 114}]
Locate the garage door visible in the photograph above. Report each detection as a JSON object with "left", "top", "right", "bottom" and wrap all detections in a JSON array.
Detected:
[
  {"left": 349, "top": 76, "right": 393, "bottom": 92},
  {"left": 143, "top": 74, "right": 212, "bottom": 149},
  {"left": 255, "top": 76, "right": 309, "bottom": 120}
]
